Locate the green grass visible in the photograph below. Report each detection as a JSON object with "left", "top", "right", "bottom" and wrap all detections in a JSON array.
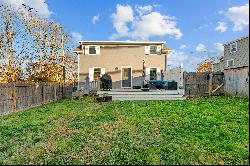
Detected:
[{"left": 0, "top": 96, "right": 249, "bottom": 165}]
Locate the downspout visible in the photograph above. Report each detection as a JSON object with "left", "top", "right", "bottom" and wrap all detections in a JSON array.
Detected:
[
  {"left": 77, "top": 52, "right": 80, "bottom": 90},
  {"left": 165, "top": 54, "right": 167, "bottom": 71}
]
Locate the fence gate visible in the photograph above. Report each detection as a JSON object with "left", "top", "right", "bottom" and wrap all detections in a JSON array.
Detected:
[{"left": 184, "top": 72, "right": 224, "bottom": 96}]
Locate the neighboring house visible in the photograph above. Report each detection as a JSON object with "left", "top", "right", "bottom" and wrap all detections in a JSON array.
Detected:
[
  {"left": 74, "top": 41, "right": 170, "bottom": 89},
  {"left": 223, "top": 35, "right": 249, "bottom": 97},
  {"left": 223, "top": 35, "right": 249, "bottom": 69},
  {"left": 213, "top": 56, "right": 224, "bottom": 72}
]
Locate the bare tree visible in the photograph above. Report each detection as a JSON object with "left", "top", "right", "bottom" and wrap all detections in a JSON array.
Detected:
[
  {"left": 0, "top": 3, "right": 29, "bottom": 82},
  {"left": 0, "top": 2, "right": 77, "bottom": 83},
  {"left": 23, "top": 14, "right": 77, "bottom": 83}
]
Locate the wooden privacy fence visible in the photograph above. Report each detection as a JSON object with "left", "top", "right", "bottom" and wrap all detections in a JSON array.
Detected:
[
  {"left": 0, "top": 83, "right": 75, "bottom": 115},
  {"left": 224, "top": 66, "right": 249, "bottom": 97},
  {"left": 184, "top": 72, "right": 224, "bottom": 96}
]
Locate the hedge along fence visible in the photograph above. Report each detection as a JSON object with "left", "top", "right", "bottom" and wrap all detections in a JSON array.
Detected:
[{"left": 0, "top": 83, "right": 75, "bottom": 115}]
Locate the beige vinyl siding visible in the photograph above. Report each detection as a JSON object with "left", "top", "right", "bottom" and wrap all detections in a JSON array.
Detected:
[{"left": 78, "top": 45, "right": 166, "bottom": 83}]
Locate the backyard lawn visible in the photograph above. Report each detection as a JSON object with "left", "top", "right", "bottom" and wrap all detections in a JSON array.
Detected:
[{"left": 0, "top": 96, "right": 249, "bottom": 165}]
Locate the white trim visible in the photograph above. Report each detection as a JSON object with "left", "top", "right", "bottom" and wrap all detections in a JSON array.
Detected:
[
  {"left": 80, "top": 41, "right": 166, "bottom": 44},
  {"left": 227, "top": 59, "right": 234, "bottom": 67},
  {"left": 93, "top": 66, "right": 102, "bottom": 69},
  {"left": 149, "top": 67, "right": 158, "bottom": 69},
  {"left": 145, "top": 46, "right": 150, "bottom": 54},
  {"left": 96, "top": 45, "right": 100, "bottom": 55},
  {"left": 73, "top": 51, "right": 84, "bottom": 53},
  {"left": 101, "top": 68, "right": 105, "bottom": 75},
  {"left": 89, "top": 68, "right": 94, "bottom": 82},
  {"left": 121, "top": 66, "right": 133, "bottom": 88}
]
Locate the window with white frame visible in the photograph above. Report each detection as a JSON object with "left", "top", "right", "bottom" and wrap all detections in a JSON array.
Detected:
[
  {"left": 94, "top": 68, "right": 101, "bottom": 81},
  {"left": 227, "top": 59, "right": 234, "bottom": 67},
  {"left": 230, "top": 42, "right": 237, "bottom": 53},
  {"left": 89, "top": 46, "right": 96, "bottom": 54},
  {"left": 150, "top": 68, "right": 157, "bottom": 80},
  {"left": 149, "top": 45, "right": 157, "bottom": 54}
]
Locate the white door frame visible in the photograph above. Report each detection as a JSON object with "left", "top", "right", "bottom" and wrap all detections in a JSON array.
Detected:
[
  {"left": 121, "top": 66, "right": 133, "bottom": 88},
  {"left": 149, "top": 67, "right": 158, "bottom": 80},
  {"left": 92, "top": 67, "right": 102, "bottom": 81}
]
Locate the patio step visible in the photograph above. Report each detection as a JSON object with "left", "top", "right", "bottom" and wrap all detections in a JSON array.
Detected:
[
  {"left": 97, "top": 91, "right": 185, "bottom": 100},
  {"left": 111, "top": 96, "right": 185, "bottom": 101}
]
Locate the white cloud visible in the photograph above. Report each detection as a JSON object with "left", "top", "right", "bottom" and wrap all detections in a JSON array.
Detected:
[
  {"left": 179, "top": 44, "right": 187, "bottom": 49},
  {"left": 226, "top": 3, "right": 249, "bottom": 31},
  {"left": 135, "top": 5, "right": 153, "bottom": 16},
  {"left": 132, "top": 12, "right": 182, "bottom": 40},
  {"left": 215, "top": 21, "right": 227, "bottom": 32},
  {"left": 214, "top": 42, "right": 224, "bottom": 52},
  {"left": 111, "top": 4, "right": 134, "bottom": 38},
  {"left": 71, "top": 32, "right": 83, "bottom": 42},
  {"left": 218, "top": 3, "right": 249, "bottom": 32},
  {"left": 196, "top": 43, "right": 207, "bottom": 52},
  {"left": 92, "top": 14, "right": 99, "bottom": 24},
  {"left": 111, "top": 4, "right": 182, "bottom": 40},
  {"left": 2, "top": 0, "right": 52, "bottom": 18}
]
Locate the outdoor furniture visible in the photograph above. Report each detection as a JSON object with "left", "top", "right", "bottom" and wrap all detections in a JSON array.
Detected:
[
  {"left": 133, "top": 85, "right": 141, "bottom": 89},
  {"left": 167, "top": 81, "right": 178, "bottom": 90},
  {"left": 100, "top": 74, "right": 112, "bottom": 91},
  {"left": 141, "top": 79, "right": 150, "bottom": 91},
  {"left": 149, "top": 80, "right": 168, "bottom": 90}
]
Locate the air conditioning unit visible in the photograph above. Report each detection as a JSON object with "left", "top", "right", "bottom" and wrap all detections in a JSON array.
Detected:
[{"left": 161, "top": 49, "right": 172, "bottom": 54}]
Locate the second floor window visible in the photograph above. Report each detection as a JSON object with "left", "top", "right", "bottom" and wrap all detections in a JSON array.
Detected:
[
  {"left": 89, "top": 46, "right": 96, "bottom": 54},
  {"left": 150, "top": 45, "right": 157, "bottom": 54},
  {"left": 230, "top": 42, "right": 237, "bottom": 53}
]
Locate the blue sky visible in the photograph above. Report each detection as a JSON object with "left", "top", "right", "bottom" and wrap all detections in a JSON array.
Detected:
[{"left": 3, "top": 0, "right": 250, "bottom": 71}]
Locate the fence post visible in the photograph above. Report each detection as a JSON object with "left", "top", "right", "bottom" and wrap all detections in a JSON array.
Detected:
[
  {"left": 54, "top": 84, "right": 57, "bottom": 101},
  {"left": 12, "top": 83, "right": 17, "bottom": 112},
  {"left": 208, "top": 73, "right": 213, "bottom": 96},
  {"left": 42, "top": 84, "right": 45, "bottom": 103}
]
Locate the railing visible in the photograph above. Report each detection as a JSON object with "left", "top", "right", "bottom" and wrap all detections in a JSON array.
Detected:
[
  {"left": 90, "top": 80, "right": 100, "bottom": 91},
  {"left": 78, "top": 79, "right": 100, "bottom": 94}
]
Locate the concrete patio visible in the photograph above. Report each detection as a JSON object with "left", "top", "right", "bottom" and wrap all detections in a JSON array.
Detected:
[{"left": 97, "top": 89, "right": 185, "bottom": 100}]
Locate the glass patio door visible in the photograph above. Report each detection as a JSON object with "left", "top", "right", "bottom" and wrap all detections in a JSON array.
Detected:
[{"left": 121, "top": 67, "right": 132, "bottom": 88}]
